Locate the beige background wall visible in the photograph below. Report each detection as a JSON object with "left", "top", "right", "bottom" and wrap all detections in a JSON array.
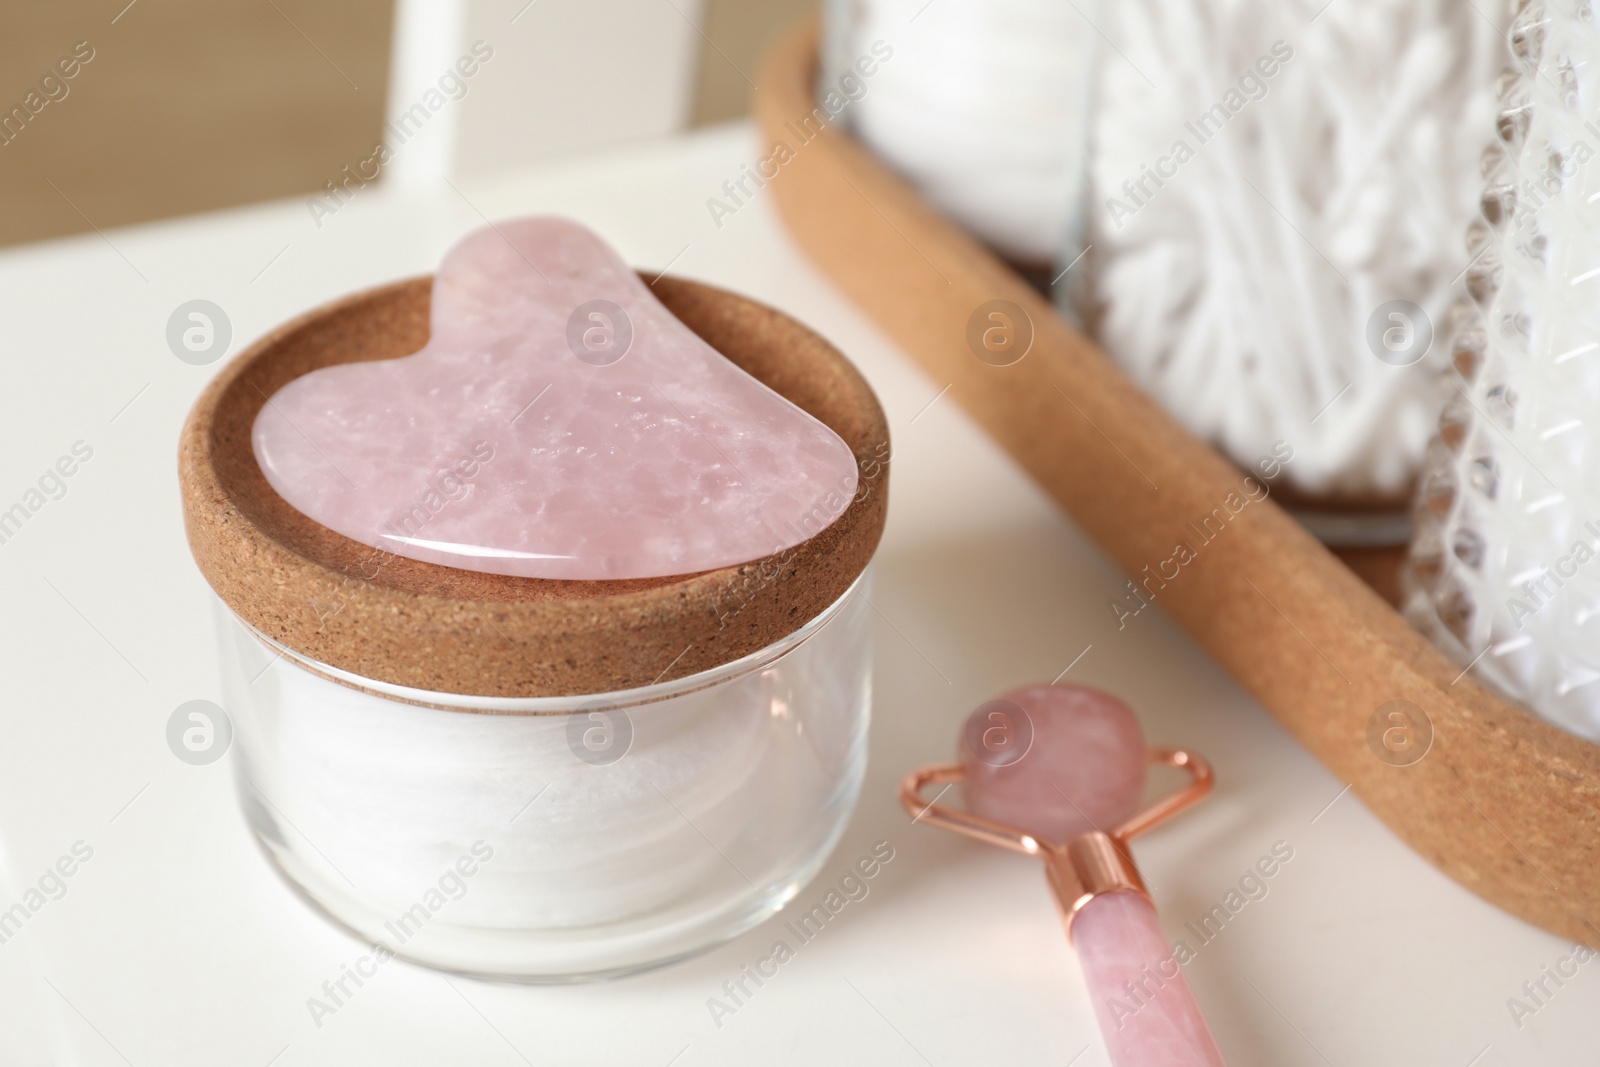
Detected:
[
  {"left": 688, "top": 0, "right": 817, "bottom": 126},
  {"left": 0, "top": 1, "right": 393, "bottom": 247},
  {"left": 0, "top": 0, "right": 810, "bottom": 249}
]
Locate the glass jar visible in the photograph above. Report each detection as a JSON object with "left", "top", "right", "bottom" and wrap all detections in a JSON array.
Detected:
[
  {"left": 218, "top": 571, "right": 873, "bottom": 981},
  {"left": 1404, "top": 0, "right": 1600, "bottom": 741},
  {"left": 824, "top": 0, "right": 1100, "bottom": 272}
]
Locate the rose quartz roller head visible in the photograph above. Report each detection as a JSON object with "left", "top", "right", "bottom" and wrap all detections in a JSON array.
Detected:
[{"left": 902, "top": 685, "right": 1225, "bottom": 1067}]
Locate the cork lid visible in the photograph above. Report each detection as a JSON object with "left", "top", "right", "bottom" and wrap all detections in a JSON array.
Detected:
[{"left": 179, "top": 274, "right": 889, "bottom": 699}]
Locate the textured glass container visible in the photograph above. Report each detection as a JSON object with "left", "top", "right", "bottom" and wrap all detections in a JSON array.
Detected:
[
  {"left": 1404, "top": 0, "right": 1600, "bottom": 741},
  {"left": 218, "top": 572, "right": 873, "bottom": 981}
]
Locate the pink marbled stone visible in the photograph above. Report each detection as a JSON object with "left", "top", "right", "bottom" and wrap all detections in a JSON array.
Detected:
[
  {"left": 959, "top": 685, "right": 1146, "bottom": 842},
  {"left": 251, "top": 217, "right": 860, "bottom": 580},
  {"left": 1074, "top": 892, "right": 1227, "bottom": 1066}
]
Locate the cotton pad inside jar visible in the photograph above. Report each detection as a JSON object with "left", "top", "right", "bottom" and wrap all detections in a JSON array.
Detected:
[{"left": 179, "top": 217, "right": 891, "bottom": 979}]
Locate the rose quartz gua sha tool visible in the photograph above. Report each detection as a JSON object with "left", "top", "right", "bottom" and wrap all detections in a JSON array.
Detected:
[
  {"left": 901, "top": 684, "right": 1225, "bottom": 1066},
  {"left": 251, "top": 216, "right": 860, "bottom": 581}
]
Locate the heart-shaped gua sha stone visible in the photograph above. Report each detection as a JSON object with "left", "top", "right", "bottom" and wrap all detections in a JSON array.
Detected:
[
  {"left": 252, "top": 217, "right": 860, "bottom": 580},
  {"left": 959, "top": 684, "right": 1147, "bottom": 842}
]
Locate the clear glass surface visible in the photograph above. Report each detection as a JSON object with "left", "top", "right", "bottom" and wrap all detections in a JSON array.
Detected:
[
  {"left": 217, "top": 571, "right": 873, "bottom": 981},
  {"left": 1404, "top": 1, "right": 1600, "bottom": 741}
]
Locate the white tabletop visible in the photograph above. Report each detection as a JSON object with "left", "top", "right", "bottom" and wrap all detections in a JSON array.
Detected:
[{"left": 0, "top": 122, "right": 1589, "bottom": 1067}]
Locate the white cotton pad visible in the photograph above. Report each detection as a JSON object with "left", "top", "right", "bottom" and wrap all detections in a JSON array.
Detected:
[
  {"left": 220, "top": 575, "right": 874, "bottom": 977},
  {"left": 839, "top": 0, "right": 1098, "bottom": 265}
]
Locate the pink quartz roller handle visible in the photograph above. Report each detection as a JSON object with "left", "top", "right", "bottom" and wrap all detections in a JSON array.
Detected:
[{"left": 1072, "top": 891, "right": 1227, "bottom": 1066}]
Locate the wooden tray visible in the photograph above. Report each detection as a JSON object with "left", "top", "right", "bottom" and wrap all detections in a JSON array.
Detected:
[{"left": 758, "top": 22, "right": 1600, "bottom": 943}]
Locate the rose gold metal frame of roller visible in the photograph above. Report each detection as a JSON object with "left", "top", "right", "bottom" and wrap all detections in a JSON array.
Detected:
[{"left": 899, "top": 749, "right": 1213, "bottom": 939}]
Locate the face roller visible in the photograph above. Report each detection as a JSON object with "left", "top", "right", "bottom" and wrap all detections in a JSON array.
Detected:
[{"left": 901, "top": 684, "right": 1225, "bottom": 1066}]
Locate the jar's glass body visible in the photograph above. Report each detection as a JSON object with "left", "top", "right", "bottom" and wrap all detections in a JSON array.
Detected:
[{"left": 218, "top": 572, "right": 873, "bottom": 981}]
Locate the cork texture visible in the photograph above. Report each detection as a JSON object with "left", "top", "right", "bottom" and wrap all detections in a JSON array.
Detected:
[
  {"left": 756, "top": 22, "right": 1600, "bottom": 944},
  {"left": 179, "top": 272, "right": 889, "bottom": 699}
]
